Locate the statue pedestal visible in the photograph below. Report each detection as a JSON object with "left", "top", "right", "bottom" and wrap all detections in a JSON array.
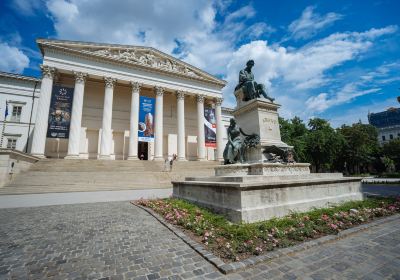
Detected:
[
  {"left": 233, "top": 92, "right": 290, "bottom": 162},
  {"left": 172, "top": 69, "right": 363, "bottom": 224}
]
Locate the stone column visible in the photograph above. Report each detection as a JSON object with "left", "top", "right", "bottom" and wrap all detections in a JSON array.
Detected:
[
  {"left": 176, "top": 91, "right": 186, "bottom": 161},
  {"left": 128, "top": 82, "right": 141, "bottom": 160},
  {"left": 31, "top": 65, "right": 56, "bottom": 158},
  {"left": 196, "top": 94, "right": 206, "bottom": 160},
  {"left": 215, "top": 97, "right": 224, "bottom": 161},
  {"left": 99, "top": 77, "right": 116, "bottom": 159},
  {"left": 66, "top": 72, "right": 87, "bottom": 159},
  {"left": 154, "top": 86, "right": 164, "bottom": 160}
]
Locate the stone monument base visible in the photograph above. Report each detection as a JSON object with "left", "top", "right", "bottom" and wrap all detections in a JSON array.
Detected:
[{"left": 172, "top": 164, "right": 363, "bottom": 223}]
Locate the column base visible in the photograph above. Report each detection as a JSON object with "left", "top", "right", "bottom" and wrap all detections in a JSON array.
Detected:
[
  {"left": 197, "top": 158, "right": 207, "bottom": 161},
  {"left": 127, "top": 156, "right": 139, "bottom": 160},
  {"left": 98, "top": 155, "right": 112, "bottom": 160},
  {"left": 153, "top": 156, "right": 165, "bottom": 161},
  {"left": 65, "top": 154, "right": 81, "bottom": 159},
  {"left": 177, "top": 157, "right": 187, "bottom": 161}
]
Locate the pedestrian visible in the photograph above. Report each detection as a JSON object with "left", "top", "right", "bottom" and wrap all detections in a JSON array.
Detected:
[{"left": 140, "top": 153, "right": 144, "bottom": 160}]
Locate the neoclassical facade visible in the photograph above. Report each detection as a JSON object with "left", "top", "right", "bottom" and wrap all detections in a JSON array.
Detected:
[{"left": 29, "top": 39, "right": 226, "bottom": 161}]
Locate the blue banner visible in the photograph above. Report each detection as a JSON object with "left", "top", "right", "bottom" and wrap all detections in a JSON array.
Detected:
[
  {"left": 47, "top": 85, "right": 74, "bottom": 138},
  {"left": 138, "top": 96, "right": 155, "bottom": 142}
]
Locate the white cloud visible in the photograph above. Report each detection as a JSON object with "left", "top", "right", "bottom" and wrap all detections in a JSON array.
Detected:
[
  {"left": 45, "top": 1, "right": 274, "bottom": 76},
  {"left": 288, "top": 6, "right": 343, "bottom": 40},
  {"left": 0, "top": 42, "right": 30, "bottom": 73},
  {"left": 306, "top": 85, "right": 380, "bottom": 112},
  {"left": 306, "top": 61, "right": 400, "bottom": 113}
]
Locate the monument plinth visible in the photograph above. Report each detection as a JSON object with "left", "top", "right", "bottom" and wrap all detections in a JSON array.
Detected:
[{"left": 172, "top": 59, "right": 363, "bottom": 223}]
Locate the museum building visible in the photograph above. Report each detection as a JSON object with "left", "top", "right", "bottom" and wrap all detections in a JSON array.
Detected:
[{"left": 0, "top": 39, "right": 229, "bottom": 161}]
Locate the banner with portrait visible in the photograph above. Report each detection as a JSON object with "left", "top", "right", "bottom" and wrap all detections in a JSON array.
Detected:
[
  {"left": 47, "top": 86, "right": 74, "bottom": 138},
  {"left": 204, "top": 107, "right": 216, "bottom": 147},
  {"left": 138, "top": 96, "right": 155, "bottom": 142}
]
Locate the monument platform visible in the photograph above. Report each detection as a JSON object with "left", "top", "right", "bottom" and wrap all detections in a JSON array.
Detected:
[{"left": 172, "top": 169, "right": 363, "bottom": 223}]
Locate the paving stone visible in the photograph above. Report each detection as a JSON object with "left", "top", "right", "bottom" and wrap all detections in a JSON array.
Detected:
[{"left": 1, "top": 201, "right": 400, "bottom": 280}]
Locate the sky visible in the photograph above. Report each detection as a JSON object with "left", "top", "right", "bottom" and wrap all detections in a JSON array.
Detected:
[{"left": 1, "top": 0, "right": 399, "bottom": 127}]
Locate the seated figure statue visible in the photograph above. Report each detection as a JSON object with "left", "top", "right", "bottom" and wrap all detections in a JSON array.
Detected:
[
  {"left": 235, "top": 60, "right": 274, "bottom": 102},
  {"left": 223, "top": 119, "right": 243, "bottom": 164}
]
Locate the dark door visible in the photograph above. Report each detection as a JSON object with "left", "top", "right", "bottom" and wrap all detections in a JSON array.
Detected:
[{"left": 138, "top": 141, "right": 148, "bottom": 160}]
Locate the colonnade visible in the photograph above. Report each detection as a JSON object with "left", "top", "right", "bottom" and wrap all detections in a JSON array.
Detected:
[{"left": 31, "top": 65, "right": 224, "bottom": 161}]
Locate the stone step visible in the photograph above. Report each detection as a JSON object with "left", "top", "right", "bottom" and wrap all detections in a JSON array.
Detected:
[{"left": 1, "top": 158, "right": 219, "bottom": 195}]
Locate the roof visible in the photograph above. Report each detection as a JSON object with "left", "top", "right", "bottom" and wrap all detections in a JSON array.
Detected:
[
  {"left": 369, "top": 107, "right": 400, "bottom": 128},
  {"left": 36, "top": 38, "right": 227, "bottom": 87},
  {"left": 0, "top": 71, "right": 40, "bottom": 83}
]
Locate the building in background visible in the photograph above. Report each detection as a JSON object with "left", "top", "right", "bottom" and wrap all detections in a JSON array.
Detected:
[
  {"left": 368, "top": 98, "right": 400, "bottom": 145},
  {"left": 0, "top": 72, "right": 40, "bottom": 152},
  {"left": 0, "top": 39, "right": 233, "bottom": 161}
]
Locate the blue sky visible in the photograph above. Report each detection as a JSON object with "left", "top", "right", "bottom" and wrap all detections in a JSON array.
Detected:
[{"left": 1, "top": 0, "right": 399, "bottom": 127}]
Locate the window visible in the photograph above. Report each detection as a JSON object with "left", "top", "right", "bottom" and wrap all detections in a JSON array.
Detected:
[
  {"left": 382, "top": 135, "right": 386, "bottom": 141},
  {"left": 6, "top": 138, "right": 17, "bottom": 149},
  {"left": 10, "top": 105, "right": 22, "bottom": 122},
  {"left": 390, "top": 134, "right": 393, "bottom": 140}
]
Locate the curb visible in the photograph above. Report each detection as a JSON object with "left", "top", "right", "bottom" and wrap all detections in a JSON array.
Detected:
[{"left": 131, "top": 201, "right": 400, "bottom": 275}]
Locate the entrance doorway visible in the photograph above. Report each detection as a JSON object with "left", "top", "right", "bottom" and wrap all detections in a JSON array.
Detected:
[{"left": 138, "top": 141, "right": 148, "bottom": 160}]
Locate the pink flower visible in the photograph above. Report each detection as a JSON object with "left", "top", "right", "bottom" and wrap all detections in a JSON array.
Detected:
[
  {"left": 329, "top": 223, "right": 338, "bottom": 230},
  {"left": 321, "top": 214, "right": 330, "bottom": 221}
]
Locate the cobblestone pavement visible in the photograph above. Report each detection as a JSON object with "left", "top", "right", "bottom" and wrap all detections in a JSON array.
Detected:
[{"left": 0, "top": 202, "right": 399, "bottom": 280}]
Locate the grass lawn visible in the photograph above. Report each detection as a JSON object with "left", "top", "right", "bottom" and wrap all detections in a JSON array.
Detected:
[{"left": 136, "top": 196, "right": 400, "bottom": 262}]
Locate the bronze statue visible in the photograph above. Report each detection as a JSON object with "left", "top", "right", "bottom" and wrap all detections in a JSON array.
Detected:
[
  {"left": 235, "top": 60, "right": 274, "bottom": 102},
  {"left": 223, "top": 119, "right": 243, "bottom": 164},
  {"left": 223, "top": 118, "right": 260, "bottom": 164}
]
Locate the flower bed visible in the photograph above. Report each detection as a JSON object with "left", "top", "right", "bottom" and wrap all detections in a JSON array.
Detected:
[{"left": 136, "top": 197, "right": 400, "bottom": 262}]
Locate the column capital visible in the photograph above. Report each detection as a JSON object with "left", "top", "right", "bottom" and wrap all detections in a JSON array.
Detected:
[
  {"left": 40, "top": 65, "right": 56, "bottom": 79},
  {"left": 74, "top": 72, "right": 87, "bottom": 84},
  {"left": 155, "top": 86, "right": 164, "bottom": 96},
  {"left": 176, "top": 90, "right": 185, "bottom": 100},
  {"left": 104, "top": 77, "right": 116, "bottom": 88},
  {"left": 130, "top": 81, "right": 141, "bottom": 92},
  {"left": 215, "top": 97, "right": 223, "bottom": 106},
  {"left": 196, "top": 94, "right": 205, "bottom": 104}
]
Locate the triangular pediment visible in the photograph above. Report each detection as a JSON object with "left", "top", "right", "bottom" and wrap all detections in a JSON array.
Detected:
[{"left": 37, "top": 39, "right": 226, "bottom": 86}]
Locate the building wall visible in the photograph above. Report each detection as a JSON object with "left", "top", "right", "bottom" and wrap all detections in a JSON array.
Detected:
[
  {"left": 0, "top": 75, "right": 40, "bottom": 153},
  {"left": 42, "top": 74, "right": 214, "bottom": 160},
  {"left": 377, "top": 126, "right": 400, "bottom": 145}
]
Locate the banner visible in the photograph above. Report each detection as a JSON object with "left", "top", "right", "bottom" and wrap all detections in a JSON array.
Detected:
[
  {"left": 47, "top": 86, "right": 74, "bottom": 138},
  {"left": 138, "top": 96, "right": 155, "bottom": 142},
  {"left": 204, "top": 107, "right": 216, "bottom": 147}
]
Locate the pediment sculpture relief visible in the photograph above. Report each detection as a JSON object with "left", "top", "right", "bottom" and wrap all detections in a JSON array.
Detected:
[{"left": 91, "top": 48, "right": 200, "bottom": 78}]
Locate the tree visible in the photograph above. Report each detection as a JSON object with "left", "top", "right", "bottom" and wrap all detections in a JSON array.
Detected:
[
  {"left": 279, "top": 117, "right": 308, "bottom": 162},
  {"left": 304, "top": 118, "right": 344, "bottom": 172},
  {"left": 337, "top": 123, "right": 380, "bottom": 174},
  {"left": 382, "top": 139, "right": 400, "bottom": 171}
]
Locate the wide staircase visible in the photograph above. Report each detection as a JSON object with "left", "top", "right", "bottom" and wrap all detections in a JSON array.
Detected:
[{"left": 0, "top": 159, "right": 219, "bottom": 195}]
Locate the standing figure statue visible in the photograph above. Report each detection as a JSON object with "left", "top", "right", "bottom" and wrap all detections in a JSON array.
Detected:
[
  {"left": 223, "top": 119, "right": 243, "bottom": 164},
  {"left": 235, "top": 60, "right": 275, "bottom": 102}
]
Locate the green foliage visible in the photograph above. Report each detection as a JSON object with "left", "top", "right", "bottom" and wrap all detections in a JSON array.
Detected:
[
  {"left": 279, "top": 117, "right": 308, "bottom": 162},
  {"left": 338, "top": 123, "right": 380, "bottom": 174},
  {"left": 382, "top": 139, "right": 400, "bottom": 171},
  {"left": 304, "top": 118, "right": 344, "bottom": 172},
  {"left": 279, "top": 116, "right": 389, "bottom": 174}
]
